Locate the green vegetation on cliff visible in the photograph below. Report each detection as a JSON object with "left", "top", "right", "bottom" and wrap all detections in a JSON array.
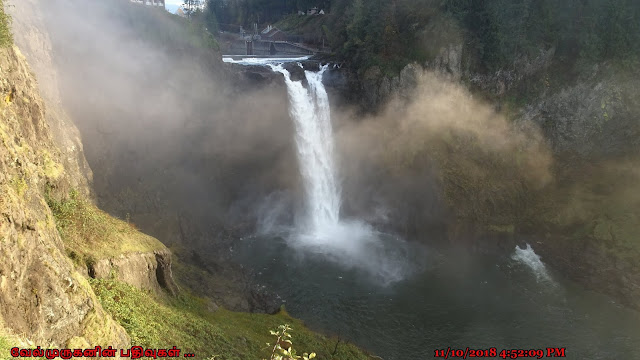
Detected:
[
  {"left": 0, "top": 335, "right": 10, "bottom": 360},
  {"left": 92, "top": 278, "right": 371, "bottom": 359},
  {"left": 46, "top": 189, "right": 166, "bottom": 266},
  {"left": 0, "top": 0, "right": 11, "bottom": 48}
]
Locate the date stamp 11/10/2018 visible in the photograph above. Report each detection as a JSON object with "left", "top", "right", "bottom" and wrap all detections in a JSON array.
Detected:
[{"left": 434, "top": 347, "right": 566, "bottom": 359}]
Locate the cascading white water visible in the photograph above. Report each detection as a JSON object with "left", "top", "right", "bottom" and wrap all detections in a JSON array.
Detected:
[
  {"left": 270, "top": 64, "right": 341, "bottom": 231},
  {"left": 264, "top": 61, "right": 413, "bottom": 283}
]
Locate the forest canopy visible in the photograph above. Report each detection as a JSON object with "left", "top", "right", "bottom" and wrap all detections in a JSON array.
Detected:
[{"left": 201, "top": 0, "right": 640, "bottom": 74}]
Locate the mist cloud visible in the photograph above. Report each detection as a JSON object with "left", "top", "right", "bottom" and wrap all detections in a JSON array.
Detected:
[{"left": 334, "top": 69, "right": 553, "bottom": 232}]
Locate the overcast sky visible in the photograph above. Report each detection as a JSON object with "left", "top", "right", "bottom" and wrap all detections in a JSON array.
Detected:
[{"left": 164, "top": 0, "right": 181, "bottom": 13}]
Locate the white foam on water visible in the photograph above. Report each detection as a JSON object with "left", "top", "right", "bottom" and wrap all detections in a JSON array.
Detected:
[{"left": 512, "top": 243, "right": 553, "bottom": 283}]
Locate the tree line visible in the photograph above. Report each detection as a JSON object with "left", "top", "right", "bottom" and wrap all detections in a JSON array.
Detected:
[
  {"left": 204, "top": 0, "right": 330, "bottom": 26},
  {"left": 331, "top": 0, "right": 640, "bottom": 73},
  {"left": 194, "top": 0, "right": 640, "bottom": 74}
]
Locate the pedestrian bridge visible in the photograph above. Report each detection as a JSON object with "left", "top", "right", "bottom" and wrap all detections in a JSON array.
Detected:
[{"left": 225, "top": 40, "right": 317, "bottom": 56}]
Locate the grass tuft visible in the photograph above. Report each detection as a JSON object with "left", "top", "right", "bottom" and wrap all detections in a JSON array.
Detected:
[
  {"left": 0, "top": 0, "right": 12, "bottom": 48},
  {"left": 45, "top": 188, "right": 166, "bottom": 264},
  {"left": 0, "top": 335, "right": 10, "bottom": 360}
]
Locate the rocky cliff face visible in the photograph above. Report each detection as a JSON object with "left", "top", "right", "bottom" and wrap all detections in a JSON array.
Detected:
[
  {"left": 348, "top": 39, "right": 556, "bottom": 113},
  {"left": 0, "top": 44, "right": 129, "bottom": 347},
  {"left": 7, "top": 0, "right": 94, "bottom": 199},
  {"left": 0, "top": 1, "right": 183, "bottom": 346},
  {"left": 521, "top": 69, "right": 640, "bottom": 158},
  {"left": 92, "top": 250, "right": 178, "bottom": 296}
]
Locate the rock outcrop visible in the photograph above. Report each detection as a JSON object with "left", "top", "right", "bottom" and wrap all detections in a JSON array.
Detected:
[
  {"left": 357, "top": 62, "right": 423, "bottom": 110},
  {"left": 91, "top": 250, "right": 178, "bottom": 297}
]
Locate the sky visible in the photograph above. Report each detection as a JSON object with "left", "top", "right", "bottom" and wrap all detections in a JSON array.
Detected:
[{"left": 165, "top": 0, "right": 182, "bottom": 13}]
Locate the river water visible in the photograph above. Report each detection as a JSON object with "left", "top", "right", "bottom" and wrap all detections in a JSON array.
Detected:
[{"left": 235, "top": 235, "right": 640, "bottom": 360}]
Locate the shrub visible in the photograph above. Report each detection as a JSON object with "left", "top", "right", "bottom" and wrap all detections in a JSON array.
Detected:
[{"left": 265, "top": 324, "right": 316, "bottom": 360}]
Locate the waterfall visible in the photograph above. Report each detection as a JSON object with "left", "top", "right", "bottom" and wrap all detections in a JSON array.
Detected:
[
  {"left": 270, "top": 63, "right": 412, "bottom": 283},
  {"left": 270, "top": 64, "right": 341, "bottom": 231},
  {"left": 229, "top": 60, "right": 414, "bottom": 283}
]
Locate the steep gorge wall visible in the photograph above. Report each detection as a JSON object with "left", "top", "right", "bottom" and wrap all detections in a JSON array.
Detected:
[
  {"left": 0, "top": 43, "right": 129, "bottom": 348},
  {"left": 0, "top": 0, "right": 183, "bottom": 346},
  {"left": 7, "top": 0, "right": 93, "bottom": 199}
]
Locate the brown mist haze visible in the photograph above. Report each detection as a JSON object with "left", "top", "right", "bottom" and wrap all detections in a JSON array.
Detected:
[{"left": 335, "top": 70, "right": 553, "bottom": 234}]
